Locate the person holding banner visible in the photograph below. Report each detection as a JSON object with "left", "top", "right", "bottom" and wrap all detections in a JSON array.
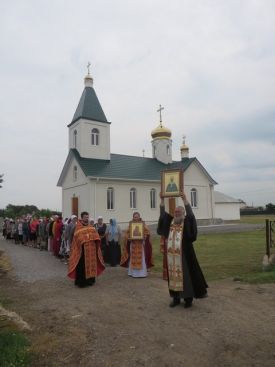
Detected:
[
  {"left": 157, "top": 192, "right": 208, "bottom": 308},
  {"left": 120, "top": 212, "right": 154, "bottom": 278}
]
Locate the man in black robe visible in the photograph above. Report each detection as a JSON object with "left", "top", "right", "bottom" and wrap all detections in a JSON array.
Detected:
[{"left": 157, "top": 192, "right": 208, "bottom": 308}]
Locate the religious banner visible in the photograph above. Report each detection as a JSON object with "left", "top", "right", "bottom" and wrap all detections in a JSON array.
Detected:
[
  {"left": 129, "top": 221, "right": 144, "bottom": 240},
  {"left": 161, "top": 169, "right": 183, "bottom": 198}
]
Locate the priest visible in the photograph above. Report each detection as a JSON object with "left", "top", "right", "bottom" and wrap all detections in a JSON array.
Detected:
[
  {"left": 157, "top": 192, "right": 208, "bottom": 308},
  {"left": 68, "top": 211, "right": 105, "bottom": 287}
]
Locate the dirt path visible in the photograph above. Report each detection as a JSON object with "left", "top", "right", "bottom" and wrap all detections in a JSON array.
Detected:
[{"left": 1, "top": 239, "right": 275, "bottom": 367}]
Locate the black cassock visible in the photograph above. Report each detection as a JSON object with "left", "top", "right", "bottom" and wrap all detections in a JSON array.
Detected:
[{"left": 157, "top": 204, "right": 208, "bottom": 300}]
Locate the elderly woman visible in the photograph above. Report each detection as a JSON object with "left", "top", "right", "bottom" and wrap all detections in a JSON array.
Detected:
[
  {"left": 95, "top": 216, "right": 108, "bottom": 263},
  {"left": 105, "top": 219, "right": 122, "bottom": 267}
]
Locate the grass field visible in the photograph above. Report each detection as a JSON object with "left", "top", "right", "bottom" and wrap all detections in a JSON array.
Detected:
[
  {"left": 151, "top": 214, "right": 275, "bottom": 283},
  {"left": 239, "top": 214, "right": 275, "bottom": 224}
]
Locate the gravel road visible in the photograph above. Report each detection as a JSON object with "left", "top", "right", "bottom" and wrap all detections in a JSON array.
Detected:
[
  {"left": 1, "top": 235, "right": 275, "bottom": 367},
  {"left": 0, "top": 239, "right": 66, "bottom": 282}
]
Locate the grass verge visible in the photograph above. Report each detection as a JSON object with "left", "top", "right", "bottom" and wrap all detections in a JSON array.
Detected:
[
  {"left": 0, "top": 329, "right": 32, "bottom": 367},
  {"left": 151, "top": 226, "right": 275, "bottom": 284},
  {"left": 0, "top": 249, "right": 33, "bottom": 366}
]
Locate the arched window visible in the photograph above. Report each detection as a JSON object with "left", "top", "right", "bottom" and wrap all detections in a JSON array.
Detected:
[
  {"left": 107, "top": 187, "right": 114, "bottom": 210},
  {"left": 150, "top": 189, "right": 156, "bottom": 209},
  {"left": 167, "top": 145, "right": 170, "bottom": 155},
  {"left": 74, "top": 130, "right": 77, "bottom": 148},
  {"left": 191, "top": 188, "right": 198, "bottom": 208},
  {"left": 153, "top": 146, "right": 156, "bottom": 158},
  {"left": 91, "top": 128, "right": 99, "bottom": 146},
  {"left": 73, "top": 166, "right": 77, "bottom": 181},
  {"left": 130, "top": 188, "right": 137, "bottom": 209}
]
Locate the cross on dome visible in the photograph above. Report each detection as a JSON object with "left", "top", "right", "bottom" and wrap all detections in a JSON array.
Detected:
[{"left": 157, "top": 104, "right": 164, "bottom": 126}]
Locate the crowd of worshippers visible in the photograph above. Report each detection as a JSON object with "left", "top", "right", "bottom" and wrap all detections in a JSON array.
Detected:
[
  {"left": 2, "top": 193, "right": 208, "bottom": 309},
  {"left": 1, "top": 215, "right": 123, "bottom": 267},
  {"left": 66, "top": 193, "right": 207, "bottom": 309}
]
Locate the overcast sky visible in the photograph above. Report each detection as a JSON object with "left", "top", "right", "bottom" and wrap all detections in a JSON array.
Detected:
[{"left": 1, "top": 0, "right": 275, "bottom": 210}]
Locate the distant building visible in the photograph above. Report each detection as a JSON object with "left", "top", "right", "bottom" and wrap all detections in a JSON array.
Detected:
[{"left": 214, "top": 191, "right": 241, "bottom": 220}]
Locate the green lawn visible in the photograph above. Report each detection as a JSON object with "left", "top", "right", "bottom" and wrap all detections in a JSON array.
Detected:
[
  {"left": 240, "top": 214, "right": 275, "bottom": 224},
  {"left": 0, "top": 330, "right": 32, "bottom": 367},
  {"left": 151, "top": 224, "right": 275, "bottom": 283},
  {"left": 0, "top": 307, "right": 32, "bottom": 367}
]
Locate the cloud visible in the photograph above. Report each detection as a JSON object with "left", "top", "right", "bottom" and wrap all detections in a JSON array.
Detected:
[{"left": 0, "top": 0, "right": 275, "bottom": 209}]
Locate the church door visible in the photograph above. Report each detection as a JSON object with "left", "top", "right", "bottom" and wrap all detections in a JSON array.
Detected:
[{"left": 71, "top": 197, "right": 78, "bottom": 217}]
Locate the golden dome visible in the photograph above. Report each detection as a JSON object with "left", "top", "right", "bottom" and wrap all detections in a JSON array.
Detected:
[
  {"left": 151, "top": 123, "right": 172, "bottom": 140},
  {"left": 180, "top": 143, "right": 189, "bottom": 151}
]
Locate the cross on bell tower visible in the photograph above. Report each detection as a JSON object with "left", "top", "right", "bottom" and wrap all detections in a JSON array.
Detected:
[{"left": 87, "top": 62, "right": 91, "bottom": 75}]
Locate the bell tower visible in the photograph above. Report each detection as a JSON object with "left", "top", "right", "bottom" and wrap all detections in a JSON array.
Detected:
[{"left": 67, "top": 64, "right": 111, "bottom": 160}]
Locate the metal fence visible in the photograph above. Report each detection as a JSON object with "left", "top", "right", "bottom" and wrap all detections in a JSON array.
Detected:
[{"left": 266, "top": 219, "right": 275, "bottom": 257}]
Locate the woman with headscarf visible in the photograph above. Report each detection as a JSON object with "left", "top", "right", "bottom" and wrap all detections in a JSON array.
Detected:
[
  {"left": 120, "top": 212, "right": 154, "bottom": 278},
  {"left": 105, "top": 218, "right": 122, "bottom": 267},
  {"left": 95, "top": 216, "right": 108, "bottom": 263}
]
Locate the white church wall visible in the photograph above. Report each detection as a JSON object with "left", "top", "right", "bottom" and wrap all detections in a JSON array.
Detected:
[
  {"left": 183, "top": 163, "right": 214, "bottom": 220},
  {"left": 88, "top": 179, "right": 161, "bottom": 226},
  {"left": 152, "top": 138, "right": 172, "bottom": 164},
  {"left": 62, "top": 184, "right": 90, "bottom": 218},
  {"left": 68, "top": 121, "right": 81, "bottom": 150},
  {"left": 74, "top": 119, "right": 110, "bottom": 159},
  {"left": 62, "top": 158, "right": 87, "bottom": 188},
  {"left": 61, "top": 158, "right": 90, "bottom": 218}
]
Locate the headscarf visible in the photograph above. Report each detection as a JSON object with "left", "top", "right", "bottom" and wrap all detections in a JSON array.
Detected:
[{"left": 108, "top": 218, "right": 118, "bottom": 241}]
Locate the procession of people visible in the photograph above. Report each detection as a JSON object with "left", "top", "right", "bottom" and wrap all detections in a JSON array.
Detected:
[{"left": 1, "top": 190, "right": 208, "bottom": 309}]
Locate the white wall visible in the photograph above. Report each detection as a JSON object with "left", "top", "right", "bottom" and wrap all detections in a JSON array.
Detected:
[
  {"left": 88, "top": 179, "right": 161, "bottom": 225},
  {"left": 184, "top": 162, "right": 214, "bottom": 220},
  {"left": 215, "top": 203, "right": 241, "bottom": 220},
  {"left": 152, "top": 138, "right": 172, "bottom": 164},
  {"left": 69, "top": 119, "right": 110, "bottom": 160},
  {"left": 61, "top": 158, "right": 90, "bottom": 218}
]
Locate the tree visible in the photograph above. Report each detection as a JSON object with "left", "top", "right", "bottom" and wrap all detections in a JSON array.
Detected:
[
  {"left": 0, "top": 204, "right": 61, "bottom": 219},
  {"left": 265, "top": 203, "right": 275, "bottom": 213},
  {"left": 0, "top": 174, "right": 3, "bottom": 188}
]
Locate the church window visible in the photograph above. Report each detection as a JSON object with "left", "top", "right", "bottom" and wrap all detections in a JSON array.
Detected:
[
  {"left": 167, "top": 145, "right": 170, "bottom": 155},
  {"left": 191, "top": 188, "right": 198, "bottom": 208},
  {"left": 130, "top": 188, "right": 137, "bottom": 209},
  {"left": 150, "top": 189, "right": 156, "bottom": 209},
  {"left": 74, "top": 130, "right": 77, "bottom": 148},
  {"left": 73, "top": 166, "right": 77, "bottom": 181},
  {"left": 91, "top": 128, "right": 99, "bottom": 146},
  {"left": 107, "top": 187, "right": 114, "bottom": 210}
]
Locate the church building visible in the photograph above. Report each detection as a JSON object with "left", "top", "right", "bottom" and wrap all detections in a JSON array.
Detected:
[{"left": 58, "top": 70, "right": 223, "bottom": 226}]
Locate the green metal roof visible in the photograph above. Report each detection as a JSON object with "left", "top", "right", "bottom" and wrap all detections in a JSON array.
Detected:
[
  {"left": 57, "top": 149, "right": 218, "bottom": 186},
  {"left": 71, "top": 149, "right": 194, "bottom": 180},
  {"left": 68, "top": 86, "right": 109, "bottom": 126}
]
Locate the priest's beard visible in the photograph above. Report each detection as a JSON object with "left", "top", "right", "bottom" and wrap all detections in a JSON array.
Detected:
[{"left": 173, "top": 216, "right": 184, "bottom": 225}]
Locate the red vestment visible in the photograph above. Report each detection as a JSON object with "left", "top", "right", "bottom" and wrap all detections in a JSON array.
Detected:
[{"left": 68, "top": 222, "right": 105, "bottom": 280}]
